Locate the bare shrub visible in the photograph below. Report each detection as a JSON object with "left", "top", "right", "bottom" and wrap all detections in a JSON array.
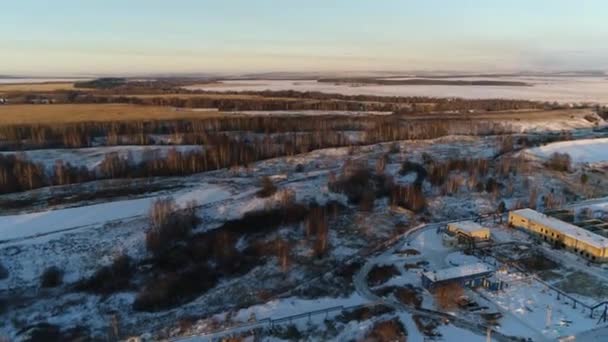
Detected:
[
  {"left": 329, "top": 161, "right": 373, "bottom": 204},
  {"left": 149, "top": 197, "right": 177, "bottom": 229},
  {"left": 0, "top": 262, "right": 7, "bottom": 280},
  {"left": 375, "top": 154, "right": 388, "bottom": 173},
  {"left": 388, "top": 142, "right": 400, "bottom": 154},
  {"left": 133, "top": 265, "right": 218, "bottom": 312},
  {"left": 40, "top": 266, "right": 63, "bottom": 288},
  {"left": 367, "top": 265, "right": 400, "bottom": 287},
  {"left": 306, "top": 205, "right": 330, "bottom": 258},
  {"left": 146, "top": 197, "right": 200, "bottom": 254},
  {"left": 365, "top": 318, "right": 407, "bottom": 342},
  {"left": 336, "top": 304, "right": 394, "bottom": 323},
  {"left": 75, "top": 254, "right": 133, "bottom": 294},
  {"left": 546, "top": 152, "right": 571, "bottom": 172},
  {"left": 499, "top": 134, "right": 514, "bottom": 154},
  {"left": 434, "top": 282, "right": 464, "bottom": 310},
  {"left": 399, "top": 160, "right": 427, "bottom": 185},
  {"left": 257, "top": 176, "right": 277, "bottom": 198},
  {"left": 395, "top": 285, "right": 423, "bottom": 307},
  {"left": 16, "top": 323, "right": 90, "bottom": 342},
  {"left": 389, "top": 184, "right": 427, "bottom": 213},
  {"left": 359, "top": 189, "right": 376, "bottom": 212},
  {"left": 413, "top": 315, "right": 441, "bottom": 337}
]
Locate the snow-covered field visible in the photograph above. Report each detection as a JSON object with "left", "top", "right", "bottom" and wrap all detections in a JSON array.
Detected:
[
  {"left": 2, "top": 131, "right": 608, "bottom": 340},
  {"left": 527, "top": 138, "right": 608, "bottom": 164},
  {"left": 0, "top": 145, "right": 203, "bottom": 173},
  {"left": 186, "top": 77, "right": 608, "bottom": 104},
  {"left": 481, "top": 271, "right": 600, "bottom": 340},
  {"left": 0, "top": 184, "right": 229, "bottom": 241}
]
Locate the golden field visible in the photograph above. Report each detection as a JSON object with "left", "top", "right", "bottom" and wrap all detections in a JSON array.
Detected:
[
  {"left": 0, "top": 82, "right": 79, "bottom": 93},
  {"left": 0, "top": 104, "right": 225, "bottom": 125}
]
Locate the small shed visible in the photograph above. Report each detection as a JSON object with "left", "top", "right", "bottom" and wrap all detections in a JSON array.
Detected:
[{"left": 447, "top": 221, "right": 490, "bottom": 240}]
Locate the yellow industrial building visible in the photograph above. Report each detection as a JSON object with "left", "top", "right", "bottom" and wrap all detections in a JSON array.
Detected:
[
  {"left": 509, "top": 208, "right": 608, "bottom": 262},
  {"left": 447, "top": 221, "right": 491, "bottom": 240}
]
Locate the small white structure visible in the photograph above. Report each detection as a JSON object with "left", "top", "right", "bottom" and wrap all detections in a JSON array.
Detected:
[
  {"left": 447, "top": 221, "right": 490, "bottom": 240},
  {"left": 0, "top": 98, "right": 7, "bottom": 105}
]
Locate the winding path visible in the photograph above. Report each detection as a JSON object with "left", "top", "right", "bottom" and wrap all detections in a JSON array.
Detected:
[{"left": 353, "top": 220, "right": 524, "bottom": 341}]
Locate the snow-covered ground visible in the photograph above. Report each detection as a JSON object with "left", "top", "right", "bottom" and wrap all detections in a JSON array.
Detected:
[
  {"left": 186, "top": 77, "right": 608, "bottom": 104},
  {"left": 229, "top": 293, "right": 367, "bottom": 322},
  {"left": 0, "top": 184, "right": 229, "bottom": 241},
  {"left": 504, "top": 114, "right": 606, "bottom": 133},
  {"left": 527, "top": 138, "right": 608, "bottom": 164},
  {"left": 481, "top": 271, "right": 601, "bottom": 340},
  {"left": 2, "top": 132, "right": 608, "bottom": 340}
]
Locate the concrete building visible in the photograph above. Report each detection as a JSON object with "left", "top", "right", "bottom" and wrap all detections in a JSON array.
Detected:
[
  {"left": 421, "top": 263, "right": 501, "bottom": 291},
  {"left": 447, "top": 221, "right": 490, "bottom": 240},
  {"left": 509, "top": 208, "right": 608, "bottom": 262}
]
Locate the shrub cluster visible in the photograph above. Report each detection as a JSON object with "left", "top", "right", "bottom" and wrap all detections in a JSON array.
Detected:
[
  {"left": 146, "top": 198, "right": 200, "bottom": 254},
  {"left": 546, "top": 152, "right": 572, "bottom": 172},
  {"left": 256, "top": 176, "right": 277, "bottom": 198},
  {"left": 133, "top": 265, "right": 218, "bottom": 312},
  {"left": 40, "top": 266, "right": 63, "bottom": 288},
  {"left": 75, "top": 254, "right": 133, "bottom": 294}
]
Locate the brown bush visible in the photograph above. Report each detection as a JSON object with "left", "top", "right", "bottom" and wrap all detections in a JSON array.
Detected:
[
  {"left": 16, "top": 323, "right": 90, "bottom": 342},
  {"left": 364, "top": 318, "right": 407, "bottom": 342},
  {"left": 367, "top": 265, "right": 400, "bottom": 287},
  {"left": 413, "top": 315, "right": 441, "bottom": 337},
  {"left": 257, "top": 176, "right": 277, "bottom": 198},
  {"left": 133, "top": 265, "right": 218, "bottom": 312},
  {"left": 329, "top": 162, "right": 373, "bottom": 204},
  {"left": 545, "top": 152, "right": 571, "bottom": 172},
  {"left": 0, "top": 262, "right": 7, "bottom": 280},
  {"left": 75, "top": 254, "right": 133, "bottom": 294},
  {"left": 389, "top": 184, "right": 427, "bottom": 213},
  {"left": 395, "top": 286, "right": 422, "bottom": 307},
  {"left": 336, "top": 304, "right": 394, "bottom": 323},
  {"left": 434, "top": 282, "right": 464, "bottom": 310},
  {"left": 146, "top": 197, "right": 200, "bottom": 254},
  {"left": 40, "top": 266, "right": 63, "bottom": 288}
]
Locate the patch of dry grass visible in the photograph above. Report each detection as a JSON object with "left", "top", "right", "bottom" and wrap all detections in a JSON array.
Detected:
[
  {"left": 0, "top": 104, "right": 226, "bottom": 125},
  {"left": 0, "top": 82, "right": 78, "bottom": 93}
]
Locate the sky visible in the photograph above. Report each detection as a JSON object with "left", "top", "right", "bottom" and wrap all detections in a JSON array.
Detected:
[{"left": 1, "top": 0, "right": 608, "bottom": 76}]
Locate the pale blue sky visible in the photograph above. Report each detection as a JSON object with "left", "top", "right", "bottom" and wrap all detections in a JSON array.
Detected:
[{"left": 2, "top": 0, "right": 607, "bottom": 75}]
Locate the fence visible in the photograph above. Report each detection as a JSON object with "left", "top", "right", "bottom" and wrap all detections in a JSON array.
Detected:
[{"left": 169, "top": 301, "right": 384, "bottom": 341}]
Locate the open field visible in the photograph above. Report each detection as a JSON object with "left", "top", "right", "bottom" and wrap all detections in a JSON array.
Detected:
[
  {"left": 0, "top": 82, "right": 78, "bottom": 93},
  {"left": 0, "top": 103, "right": 600, "bottom": 127},
  {"left": 528, "top": 137, "right": 608, "bottom": 164},
  {"left": 186, "top": 77, "right": 608, "bottom": 104},
  {"left": 0, "top": 104, "right": 225, "bottom": 125}
]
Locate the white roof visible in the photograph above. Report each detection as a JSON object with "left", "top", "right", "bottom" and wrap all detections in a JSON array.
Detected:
[
  {"left": 448, "top": 220, "right": 488, "bottom": 233},
  {"left": 512, "top": 208, "right": 608, "bottom": 249},
  {"left": 423, "top": 263, "right": 494, "bottom": 282}
]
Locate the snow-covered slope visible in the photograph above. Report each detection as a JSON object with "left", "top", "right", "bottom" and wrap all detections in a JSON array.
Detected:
[
  {"left": 527, "top": 138, "right": 608, "bottom": 164},
  {"left": 0, "top": 185, "right": 229, "bottom": 241}
]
